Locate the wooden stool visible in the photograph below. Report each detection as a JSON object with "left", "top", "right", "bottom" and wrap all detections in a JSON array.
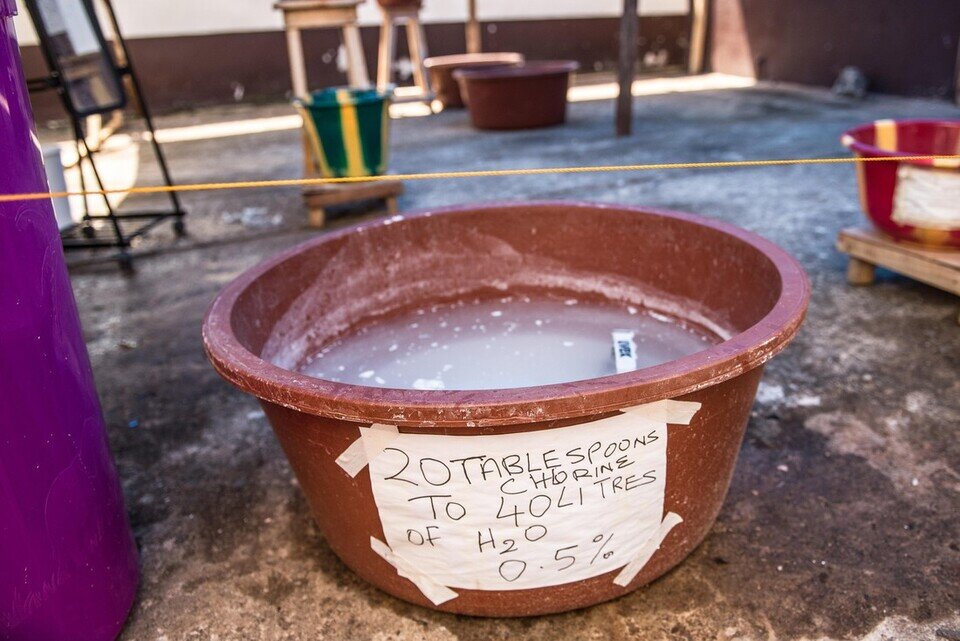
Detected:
[
  {"left": 376, "top": 2, "right": 432, "bottom": 102},
  {"left": 275, "top": 0, "right": 404, "bottom": 227},
  {"left": 274, "top": 0, "right": 370, "bottom": 96},
  {"left": 303, "top": 180, "right": 402, "bottom": 227},
  {"left": 295, "top": 109, "right": 403, "bottom": 227},
  {"left": 837, "top": 227, "right": 960, "bottom": 325}
]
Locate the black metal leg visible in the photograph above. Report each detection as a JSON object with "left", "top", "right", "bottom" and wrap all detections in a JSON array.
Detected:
[
  {"left": 101, "top": 0, "right": 186, "bottom": 238},
  {"left": 74, "top": 119, "right": 131, "bottom": 269},
  {"left": 73, "top": 138, "right": 98, "bottom": 238},
  {"left": 117, "top": 249, "right": 135, "bottom": 274}
]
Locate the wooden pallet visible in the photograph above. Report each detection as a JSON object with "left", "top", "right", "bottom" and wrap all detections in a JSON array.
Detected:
[
  {"left": 303, "top": 179, "right": 403, "bottom": 228},
  {"left": 836, "top": 227, "right": 960, "bottom": 324}
]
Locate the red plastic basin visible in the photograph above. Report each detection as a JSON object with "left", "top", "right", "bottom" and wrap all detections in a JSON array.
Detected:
[
  {"left": 842, "top": 119, "right": 960, "bottom": 248},
  {"left": 202, "top": 202, "right": 809, "bottom": 616},
  {"left": 424, "top": 53, "right": 524, "bottom": 109},
  {"left": 454, "top": 60, "right": 579, "bottom": 130}
]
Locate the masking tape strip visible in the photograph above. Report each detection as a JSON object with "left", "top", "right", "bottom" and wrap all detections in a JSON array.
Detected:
[
  {"left": 932, "top": 156, "right": 960, "bottom": 169},
  {"left": 613, "top": 511, "right": 684, "bottom": 587},
  {"left": 335, "top": 424, "right": 400, "bottom": 477},
  {"left": 622, "top": 399, "right": 702, "bottom": 425},
  {"left": 370, "top": 537, "right": 459, "bottom": 605},
  {"left": 874, "top": 119, "right": 897, "bottom": 152}
]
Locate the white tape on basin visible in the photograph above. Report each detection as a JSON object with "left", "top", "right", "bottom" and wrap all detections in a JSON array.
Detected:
[
  {"left": 622, "top": 399, "right": 702, "bottom": 425},
  {"left": 370, "top": 537, "right": 459, "bottom": 605},
  {"left": 335, "top": 423, "right": 400, "bottom": 477},
  {"left": 612, "top": 511, "right": 683, "bottom": 587}
]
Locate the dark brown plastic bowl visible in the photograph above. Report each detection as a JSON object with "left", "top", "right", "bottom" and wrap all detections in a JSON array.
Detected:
[
  {"left": 203, "top": 202, "right": 809, "bottom": 617},
  {"left": 376, "top": 0, "right": 421, "bottom": 8},
  {"left": 454, "top": 60, "right": 579, "bottom": 130},
  {"left": 424, "top": 53, "right": 525, "bottom": 109}
]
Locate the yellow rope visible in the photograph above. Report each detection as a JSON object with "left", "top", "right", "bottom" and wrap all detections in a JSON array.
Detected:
[{"left": 1, "top": 154, "right": 957, "bottom": 204}]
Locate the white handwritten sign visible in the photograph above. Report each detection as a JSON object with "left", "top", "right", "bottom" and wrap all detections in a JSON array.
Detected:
[
  {"left": 338, "top": 399, "right": 700, "bottom": 603},
  {"left": 892, "top": 164, "right": 960, "bottom": 230}
]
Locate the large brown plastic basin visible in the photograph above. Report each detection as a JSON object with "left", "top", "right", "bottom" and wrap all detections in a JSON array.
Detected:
[
  {"left": 424, "top": 53, "right": 525, "bottom": 109},
  {"left": 454, "top": 60, "right": 579, "bottom": 130},
  {"left": 203, "top": 202, "right": 809, "bottom": 616}
]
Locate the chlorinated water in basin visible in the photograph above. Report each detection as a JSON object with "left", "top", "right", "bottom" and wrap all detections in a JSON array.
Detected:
[{"left": 299, "top": 291, "right": 720, "bottom": 390}]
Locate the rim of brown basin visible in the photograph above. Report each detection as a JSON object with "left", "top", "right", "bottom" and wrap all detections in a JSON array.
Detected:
[
  {"left": 452, "top": 60, "right": 580, "bottom": 81},
  {"left": 203, "top": 202, "right": 810, "bottom": 428},
  {"left": 423, "top": 52, "right": 525, "bottom": 69}
]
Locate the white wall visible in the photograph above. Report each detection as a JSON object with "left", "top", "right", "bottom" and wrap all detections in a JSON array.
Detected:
[{"left": 14, "top": 0, "right": 688, "bottom": 44}]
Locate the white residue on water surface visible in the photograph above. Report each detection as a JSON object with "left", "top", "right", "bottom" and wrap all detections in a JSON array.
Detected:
[
  {"left": 413, "top": 378, "right": 445, "bottom": 390},
  {"left": 298, "top": 291, "right": 720, "bottom": 390}
]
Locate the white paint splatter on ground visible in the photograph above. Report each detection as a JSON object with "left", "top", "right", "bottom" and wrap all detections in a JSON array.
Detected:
[
  {"left": 805, "top": 410, "right": 960, "bottom": 496},
  {"left": 793, "top": 394, "right": 822, "bottom": 408},
  {"left": 756, "top": 382, "right": 786, "bottom": 405}
]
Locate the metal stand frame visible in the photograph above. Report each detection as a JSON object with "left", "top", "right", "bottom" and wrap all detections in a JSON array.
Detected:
[{"left": 26, "top": 0, "right": 185, "bottom": 271}]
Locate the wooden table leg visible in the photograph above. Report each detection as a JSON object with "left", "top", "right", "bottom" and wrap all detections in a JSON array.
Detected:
[
  {"left": 343, "top": 23, "right": 370, "bottom": 87},
  {"left": 616, "top": 0, "right": 639, "bottom": 136},
  {"left": 377, "top": 14, "right": 395, "bottom": 90},
  {"left": 285, "top": 26, "right": 308, "bottom": 97},
  {"left": 308, "top": 205, "right": 326, "bottom": 228},
  {"left": 846, "top": 256, "right": 877, "bottom": 285},
  {"left": 300, "top": 132, "right": 315, "bottom": 184},
  {"left": 688, "top": 0, "right": 707, "bottom": 74},
  {"left": 466, "top": 0, "right": 481, "bottom": 54},
  {"left": 406, "top": 16, "right": 430, "bottom": 96}
]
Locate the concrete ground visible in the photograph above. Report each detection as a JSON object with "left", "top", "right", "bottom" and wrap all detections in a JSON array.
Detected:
[{"left": 55, "top": 77, "right": 960, "bottom": 640}]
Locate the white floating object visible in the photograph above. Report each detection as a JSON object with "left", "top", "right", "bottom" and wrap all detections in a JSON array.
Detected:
[{"left": 612, "top": 330, "right": 637, "bottom": 373}]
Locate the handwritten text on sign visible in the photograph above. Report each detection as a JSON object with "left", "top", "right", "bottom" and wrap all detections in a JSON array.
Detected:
[{"left": 351, "top": 400, "right": 700, "bottom": 596}]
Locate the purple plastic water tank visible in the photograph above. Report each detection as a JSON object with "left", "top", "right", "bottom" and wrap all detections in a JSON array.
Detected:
[{"left": 0, "top": 3, "right": 139, "bottom": 640}]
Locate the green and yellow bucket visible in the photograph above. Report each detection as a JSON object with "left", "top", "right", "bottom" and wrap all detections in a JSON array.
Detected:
[{"left": 295, "top": 87, "right": 392, "bottom": 178}]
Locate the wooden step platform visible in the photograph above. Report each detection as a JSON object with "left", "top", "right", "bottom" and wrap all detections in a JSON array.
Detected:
[
  {"left": 303, "top": 179, "right": 403, "bottom": 228},
  {"left": 836, "top": 227, "right": 960, "bottom": 324}
]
